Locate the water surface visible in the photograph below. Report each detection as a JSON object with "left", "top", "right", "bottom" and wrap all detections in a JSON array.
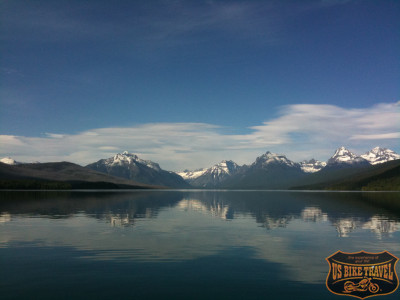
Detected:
[{"left": 1, "top": 190, "right": 399, "bottom": 299}]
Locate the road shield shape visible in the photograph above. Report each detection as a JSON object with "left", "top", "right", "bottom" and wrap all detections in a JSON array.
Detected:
[{"left": 326, "top": 250, "right": 398, "bottom": 299}]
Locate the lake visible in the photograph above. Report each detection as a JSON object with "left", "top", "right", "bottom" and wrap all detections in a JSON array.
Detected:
[{"left": 1, "top": 190, "right": 400, "bottom": 299}]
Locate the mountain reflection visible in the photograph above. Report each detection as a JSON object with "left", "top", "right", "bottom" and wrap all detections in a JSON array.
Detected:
[
  {"left": 331, "top": 216, "right": 399, "bottom": 238},
  {"left": 300, "top": 206, "right": 399, "bottom": 237},
  {"left": 0, "top": 191, "right": 399, "bottom": 236},
  {"left": 171, "top": 191, "right": 400, "bottom": 236},
  {"left": 301, "top": 207, "right": 328, "bottom": 222},
  {"left": 0, "top": 212, "right": 11, "bottom": 223},
  {"left": 175, "top": 191, "right": 400, "bottom": 237},
  {"left": 177, "top": 199, "right": 232, "bottom": 220},
  {"left": 0, "top": 191, "right": 183, "bottom": 226}
]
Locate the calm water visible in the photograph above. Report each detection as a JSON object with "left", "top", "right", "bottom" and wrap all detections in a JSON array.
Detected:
[{"left": 1, "top": 190, "right": 400, "bottom": 299}]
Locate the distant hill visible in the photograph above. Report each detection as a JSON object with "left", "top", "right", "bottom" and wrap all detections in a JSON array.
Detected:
[
  {"left": 0, "top": 162, "right": 160, "bottom": 190},
  {"left": 291, "top": 160, "right": 400, "bottom": 191}
]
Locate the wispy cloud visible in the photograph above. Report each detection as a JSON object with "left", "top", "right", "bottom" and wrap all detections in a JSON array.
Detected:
[
  {"left": 350, "top": 132, "right": 400, "bottom": 140},
  {"left": 320, "top": 0, "right": 352, "bottom": 7},
  {"left": 1, "top": 1, "right": 284, "bottom": 48},
  {"left": 1, "top": 102, "right": 399, "bottom": 171}
]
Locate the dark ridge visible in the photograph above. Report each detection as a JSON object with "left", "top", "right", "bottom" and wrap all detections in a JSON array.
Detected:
[{"left": 0, "top": 162, "right": 161, "bottom": 190}]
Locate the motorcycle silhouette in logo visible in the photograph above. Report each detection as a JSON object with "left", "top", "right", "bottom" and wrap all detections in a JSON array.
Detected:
[{"left": 343, "top": 278, "right": 379, "bottom": 294}]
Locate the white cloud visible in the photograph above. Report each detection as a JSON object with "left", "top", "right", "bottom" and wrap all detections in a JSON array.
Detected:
[{"left": 1, "top": 102, "right": 399, "bottom": 171}]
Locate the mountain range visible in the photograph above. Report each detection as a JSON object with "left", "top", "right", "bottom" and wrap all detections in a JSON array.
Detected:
[
  {"left": 1, "top": 146, "right": 399, "bottom": 190},
  {"left": 177, "top": 146, "right": 399, "bottom": 189}
]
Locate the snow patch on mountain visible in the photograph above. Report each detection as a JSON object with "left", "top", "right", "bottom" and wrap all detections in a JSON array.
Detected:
[
  {"left": 177, "top": 168, "right": 207, "bottom": 180},
  {"left": 300, "top": 159, "right": 327, "bottom": 173},
  {"left": 360, "top": 147, "right": 400, "bottom": 165}
]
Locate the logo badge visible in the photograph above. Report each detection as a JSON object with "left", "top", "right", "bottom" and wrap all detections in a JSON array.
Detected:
[{"left": 326, "top": 250, "right": 399, "bottom": 299}]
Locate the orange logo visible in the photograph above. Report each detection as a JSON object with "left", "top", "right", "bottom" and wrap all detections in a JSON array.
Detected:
[{"left": 326, "top": 250, "right": 399, "bottom": 299}]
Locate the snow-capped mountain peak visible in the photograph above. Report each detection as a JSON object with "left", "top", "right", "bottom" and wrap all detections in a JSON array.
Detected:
[
  {"left": 177, "top": 160, "right": 240, "bottom": 181},
  {"left": 332, "top": 146, "right": 357, "bottom": 161},
  {"left": 360, "top": 147, "right": 400, "bottom": 165},
  {"left": 209, "top": 160, "right": 240, "bottom": 175},
  {"left": 300, "top": 159, "right": 327, "bottom": 173},
  {"left": 176, "top": 160, "right": 242, "bottom": 188},
  {"left": 255, "top": 151, "right": 298, "bottom": 167},
  {"left": 107, "top": 151, "right": 161, "bottom": 171},
  {"left": 327, "top": 146, "right": 368, "bottom": 166},
  {"left": 0, "top": 157, "right": 19, "bottom": 165},
  {"left": 85, "top": 152, "right": 190, "bottom": 188}
]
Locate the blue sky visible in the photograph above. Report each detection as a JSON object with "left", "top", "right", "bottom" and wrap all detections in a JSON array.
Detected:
[{"left": 1, "top": 0, "right": 399, "bottom": 171}]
